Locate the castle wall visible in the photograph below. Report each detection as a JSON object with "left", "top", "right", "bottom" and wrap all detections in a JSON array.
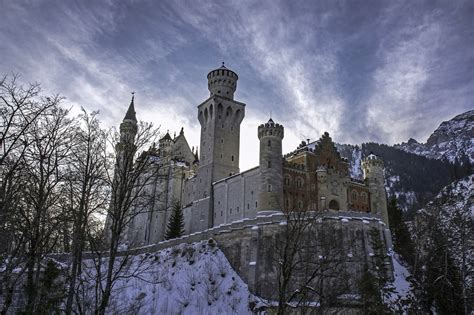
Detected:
[
  {"left": 109, "top": 212, "right": 393, "bottom": 304},
  {"left": 215, "top": 213, "right": 393, "bottom": 300},
  {"left": 213, "top": 167, "right": 260, "bottom": 226}
]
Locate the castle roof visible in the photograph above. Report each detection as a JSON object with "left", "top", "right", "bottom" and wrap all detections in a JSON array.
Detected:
[
  {"left": 160, "top": 131, "right": 172, "bottom": 141},
  {"left": 124, "top": 94, "right": 137, "bottom": 122}
]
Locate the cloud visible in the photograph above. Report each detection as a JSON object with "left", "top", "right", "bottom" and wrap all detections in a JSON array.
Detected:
[{"left": 1, "top": 0, "right": 472, "bottom": 169}]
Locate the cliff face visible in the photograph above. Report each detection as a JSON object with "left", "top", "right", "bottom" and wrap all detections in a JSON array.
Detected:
[{"left": 396, "top": 110, "right": 474, "bottom": 163}]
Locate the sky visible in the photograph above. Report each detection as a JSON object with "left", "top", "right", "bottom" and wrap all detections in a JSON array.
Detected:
[{"left": 1, "top": 0, "right": 473, "bottom": 170}]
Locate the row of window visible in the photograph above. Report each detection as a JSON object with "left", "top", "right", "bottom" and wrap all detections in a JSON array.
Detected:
[
  {"left": 351, "top": 190, "right": 368, "bottom": 203},
  {"left": 215, "top": 201, "right": 258, "bottom": 218},
  {"left": 284, "top": 176, "right": 305, "bottom": 188}
]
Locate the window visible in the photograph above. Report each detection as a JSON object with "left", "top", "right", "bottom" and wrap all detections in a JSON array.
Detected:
[
  {"left": 296, "top": 177, "right": 303, "bottom": 188},
  {"left": 267, "top": 184, "right": 272, "bottom": 192},
  {"left": 284, "top": 176, "right": 291, "bottom": 186},
  {"left": 268, "top": 161, "right": 271, "bottom": 168},
  {"left": 221, "top": 138, "right": 224, "bottom": 143},
  {"left": 351, "top": 190, "right": 358, "bottom": 202},
  {"left": 247, "top": 203, "right": 249, "bottom": 209},
  {"left": 268, "top": 139, "right": 271, "bottom": 147},
  {"left": 255, "top": 201, "right": 258, "bottom": 208},
  {"left": 237, "top": 206, "right": 239, "bottom": 212},
  {"left": 231, "top": 155, "right": 234, "bottom": 161},
  {"left": 361, "top": 192, "right": 368, "bottom": 204},
  {"left": 220, "top": 211, "right": 223, "bottom": 216},
  {"left": 230, "top": 208, "right": 232, "bottom": 214}
]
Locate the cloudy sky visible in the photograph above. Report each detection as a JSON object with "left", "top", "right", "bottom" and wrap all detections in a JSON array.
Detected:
[{"left": 1, "top": 0, "right": 473, "bottom": 170}]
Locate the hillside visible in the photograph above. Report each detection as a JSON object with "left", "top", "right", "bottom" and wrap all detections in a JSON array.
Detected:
[{"left": 78, "top": 241, "right": 253, "bottom": 314}]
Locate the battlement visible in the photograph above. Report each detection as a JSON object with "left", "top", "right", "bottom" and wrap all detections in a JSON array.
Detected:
[
  {"left": 258, "top": 119, "right": 284, "bottom": 139},
  {"left": 362, "top": 153, "right": 384, "bottom": 168},
  {"left": 207, "top": 63, "right": 238, "bottom": 99}
]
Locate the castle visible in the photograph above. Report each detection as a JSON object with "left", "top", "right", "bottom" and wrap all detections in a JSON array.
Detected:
[{"left": 110, "top": 63, "right": 389, "bottom": 247}]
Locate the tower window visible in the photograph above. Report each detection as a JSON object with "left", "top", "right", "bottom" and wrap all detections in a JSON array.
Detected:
[
  {"left": 268, "top": 184, "right": 272, "bottom": 192},
  {"left": 221, "top": 138, "right": 224, "bottom": 143},
  {"left": 231, "top": 155, "right": 234, "bottom": 161},
  {"left": 268, "top": 140, "right": 271, "bottom": 147},
  {"left": 230, "top": 208, "right": 232, "bottom": 214},
  {"left": 220, "top": 154, "right": 223, "bottom": 159},
  {"left": 268, "top": 161, "right": 271, "bottom": 168},
  {"left": 255, "top": 201, "right": 258, "bottom": 208},
  {"left": 247, "top": 203, "right": 249, "bottom": 209}
]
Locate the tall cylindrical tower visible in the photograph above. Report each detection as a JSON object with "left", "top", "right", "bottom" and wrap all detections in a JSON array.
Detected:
[
  {"left": 207, "top": 62, "right": 238, "bottom": 99},
  {"left": 362, "top": 154, "right": 389, "bottom": 226},
  {"left": 258, "top": 118, "right": 284, "bottom": 213}
]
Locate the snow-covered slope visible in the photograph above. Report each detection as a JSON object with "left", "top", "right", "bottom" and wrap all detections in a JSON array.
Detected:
[
  {"left": 396, "top": 110, "right": 474, "bottom": 163},
  {"left": 80, "top": 241, "right": 252, "bottom": 314},
  {"left": 416, "top": 175, "right": 473, "bottom": 284}
]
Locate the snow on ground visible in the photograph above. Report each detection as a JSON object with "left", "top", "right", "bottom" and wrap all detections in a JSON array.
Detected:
[
  {"left": 391, "top": 255, "right": 411, "bottom": 299},
  {"left": 386, "top": 254, "right": 414, "bottom": 312},
  {"left": 81, "top": 240, "right": 252, "bottom": 314}
]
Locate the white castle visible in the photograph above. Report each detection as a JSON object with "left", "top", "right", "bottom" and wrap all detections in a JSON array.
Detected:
[{"left": 109, "top": 63, "right": 389, "bottom": 247}]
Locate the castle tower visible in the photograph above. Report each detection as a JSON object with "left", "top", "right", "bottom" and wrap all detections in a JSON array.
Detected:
[
  {"left": 258, "top": 118, "right": 284, "bottom": 213},
  {"left": 207, "top": 62, "right": 238, "bottom": 99},
  {"left": 105, "top": 95, "right": 137, "bottom": 242},
  {"left": 362, "top": 154, "right": 389, "bottom": 226},
  {"left": 191, "top": 63, "right": 245, "bottom": 230},
  {"left": 159, "top": 131, "right": 173, "bottom": 158}
]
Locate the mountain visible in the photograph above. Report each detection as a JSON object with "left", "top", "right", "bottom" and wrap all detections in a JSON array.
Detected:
[
  {"left": 414, "top": 175, "right": 474, "bottom": 305},
  {"left": 336, "top": 143, "right": 455, "bottom": 214},
  {"left": 396, "top": 110, "right": 474, "bottom": 163},
  {"left": 336, "top": 110, "right": 473, "bottom": 214}
]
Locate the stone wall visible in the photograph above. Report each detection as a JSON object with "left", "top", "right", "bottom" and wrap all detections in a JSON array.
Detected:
[{"left": 87, "top": 211, "right": 393, "bottom": 302}]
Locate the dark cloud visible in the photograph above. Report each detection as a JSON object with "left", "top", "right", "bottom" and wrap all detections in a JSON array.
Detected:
[{"left": 1, "top": 0, "right": 472, "bottom": 161}]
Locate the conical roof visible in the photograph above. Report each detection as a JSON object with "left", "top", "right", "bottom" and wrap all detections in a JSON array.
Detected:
[{"left": 124, "top": 94, "right": 137, "bottom": 121}]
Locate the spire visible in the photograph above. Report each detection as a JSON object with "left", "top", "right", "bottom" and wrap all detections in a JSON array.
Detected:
[
  {"left": 124, "top": 92, "right": 137, "bottom": 122},
  {"left": 180, "top": 127, "right": 184, "bottom": 136}
]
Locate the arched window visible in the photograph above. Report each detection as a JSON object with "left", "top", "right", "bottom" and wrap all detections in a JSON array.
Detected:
[
  {"left": 284, "top": 176, "right": 291, "bottom": 186},
  {"left": 268, "top": 139, "right": 271, "bottom": 147},
  {"left": 296, "top": 177, "right": 304, "bottom": 188},
  {"left": 351, "top": 190, "right": 358, "bottom": 202},
  {"left": 361, "top": 192, "right": 368, "bottom": 204}
]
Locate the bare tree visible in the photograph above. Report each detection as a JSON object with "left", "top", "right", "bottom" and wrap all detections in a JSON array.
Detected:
[
  {"left": 63, "top": 109, "right": 109, "bottom": 315},
  {"left": 0, "top": 75, "right": 65, "bottom": 314},
  {"left": 95, "top": 121, "right": 160, "bottom": 315},
  {"left": 269, "top": 208, "right": 354, "bottom": 315}
]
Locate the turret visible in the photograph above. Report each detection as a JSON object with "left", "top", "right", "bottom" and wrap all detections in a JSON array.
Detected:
[
  {"left": 257, "top": 118, "right": 284, "bottom": 213},
  {"left": 207, "top": 62, "right": 238, "bottom": 100},
  {"left": 362, "top": 154, "right": 389, "bottom": 226},
  {"left": 119, "top": 94, "right": 137, "bottom": 144},
  {"left": 159, "top": 130, "right": 173, "bottom": 157}
]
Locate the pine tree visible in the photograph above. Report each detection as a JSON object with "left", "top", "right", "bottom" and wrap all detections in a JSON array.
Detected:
[
  {"left": 359, "top": 268, "right": 386, "bottom": 314},
  {"left": 165, "top": 202, "right": 185, "bottom": 240},
  {"left": 387, "top": 196, "right": 415, "bottom": 265}
]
